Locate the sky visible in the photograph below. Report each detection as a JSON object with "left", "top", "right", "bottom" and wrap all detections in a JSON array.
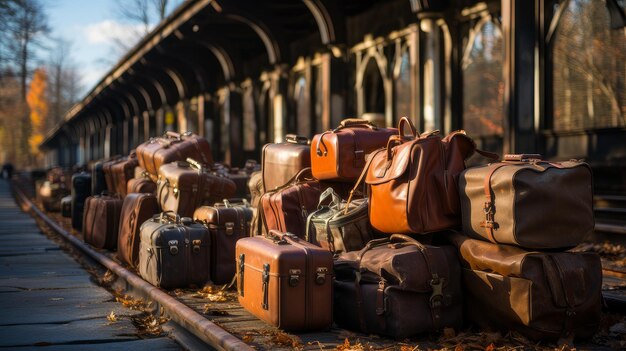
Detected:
[{"left": 44, "top": 0, "right": 179, "bottom": 99}]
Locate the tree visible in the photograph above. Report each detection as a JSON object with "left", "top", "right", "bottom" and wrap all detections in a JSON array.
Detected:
[
  {"left": 26, "top": 67, "right": 48, "bottom": 166},
  {"left": 47, "top": 38, "right": 82, "bottom": 130},
  {"left": 0, "top": 71, "right": 28, "bottom": 166}
]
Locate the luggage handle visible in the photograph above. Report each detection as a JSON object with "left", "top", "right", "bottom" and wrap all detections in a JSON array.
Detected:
[
  {"left": 335, "top": 118, "right": 378, "bottom": 131},
  {"left": 185, "top": 158, "right": 204, "bottom": 172},
  {"left": 397, "top": 117, "right": 419, "bottom": 138},
  {"left": 158, "top": 211, "right": 181, "bottom": 224},
  {"left": 317, "top": 187, "right": 343, "bottom": 209},
  {"left": 504, "top": 154, "right": 542, "bottom": 162},
  {"left": 165, "top": 131, "right": 192, "bottom": 140},
  {"left": 285, "top": 134, "right": 309, "bottom": 145}
]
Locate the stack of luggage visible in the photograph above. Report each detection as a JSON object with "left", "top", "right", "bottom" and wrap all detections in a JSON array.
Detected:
[{"left": 56, "top": 117, "right": 600, "bottom": 342}]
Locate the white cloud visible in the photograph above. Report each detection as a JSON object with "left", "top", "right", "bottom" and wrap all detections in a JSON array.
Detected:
[{"left": 84, "top": 19, "right": 145, "bottom": 47}]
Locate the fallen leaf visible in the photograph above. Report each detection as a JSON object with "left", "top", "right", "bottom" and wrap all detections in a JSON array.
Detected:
[{"left": 107, "top": 311, "right": 117, "bottom": 322}]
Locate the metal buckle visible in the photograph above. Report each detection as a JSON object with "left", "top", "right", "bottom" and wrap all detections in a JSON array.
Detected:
[
  {"left": 315, "top": 267, "right": 328, "bottom": 285},
  {"left": 429, "top": 274, "right": 444, "bottom": 308},
  {"left": 225, "top": 222, "right": 234, "bottom": 235},
  {"left": 288, "top": 269, "right": 301, "bottom": 287}
]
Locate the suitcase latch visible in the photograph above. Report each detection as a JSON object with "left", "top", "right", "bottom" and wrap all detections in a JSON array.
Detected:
[
  {"left": 192, "top": 239, "right": 201, "bottom": 254},
  {"left": 262, "top": 264, "right": 270, "bottom": 310},
  {"left": 289, "top": 269, "right": 301, "bottom": 287},
  {"left": 168, "top": 240, "right": 179, "bottom": 255},
  {"left": 237, "top": 254, "right": 245, "bottom": 296},
  {"left": 315, "top": 267, "right": 328, "bottom": 285},
  {"left": 429, "top": 274, "right": 444, "bottom": 308},
  {"left": 225, "top": 222, "right": 234, "bottom": 235}
]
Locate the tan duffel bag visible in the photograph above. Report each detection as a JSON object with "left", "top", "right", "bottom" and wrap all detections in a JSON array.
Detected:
[{"left": 459, "top": 154, "right": 594, "bottom": 249}]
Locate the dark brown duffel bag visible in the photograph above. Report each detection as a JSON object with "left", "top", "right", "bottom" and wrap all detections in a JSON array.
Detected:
[
  {"left": 137, "top": 131, "right": 213, "bottom": 178},
  {"left": 193, "top": 200, "right": 253, "bottom": 284},
  {"left": 139, "top": 212, "right": 211, "bottom": 289},
  {"left": 262, "top": 134, "right": 310, "bottom": 192},
  {"left": 117, "top": 193, "right": 159, "bottom": 267},
  {"left": 311, "top": 118, "right": 397, "bottom": 182},
  {"left": 260, "top": 168, "right": 323, "bottom": 238},
  {"left": 236, "top": 230, "right": 333, "bottom": 331},
  {"left": 334, "top": 234, "right": 463, "bottom": 339},
  {"left": 110, "top": 153, "right": 138, "bottom": 197},
  {"left": 459, "top": 154, "right": 594, "bottom": 249},
  {"left": 127, "top": 173, "right": 157, "bottom": 195},
  {"left": 82, "top": 194, "right": 123, "bottom": 250},
  {"left": 448, "top": 232, "right": 602, "bottom": 341},
  {"left": 156, "top": 159, "right": 236, "bottom": 218}
]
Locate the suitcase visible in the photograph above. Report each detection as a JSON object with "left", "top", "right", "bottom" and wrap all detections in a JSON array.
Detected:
[
  {"left": 61, "top": 195, "right": 72, "bottom": 218},
  {"left": 236, "top": 230, "right": 333, "bottom": 331},
  {"left": 126, "top": 175, "right": 157, "bottom": 195},
  {"left": 193, "top": 200, "right": 253, "bottom": 284},
  {"left": 82, "top": 194, "right": 123, "bottom": 250},
  {"left": 262, "top": 134, "right": 310, "bottom": 192},
  {"left": 91, "top": 160, "right": 107, "bottom": 195},
  {"left": 459, "top": 155, "right": 594, "bottom": 249},
  {"left": 139, "top": 212, "right": 211, "bottom": 289},
  {"left": 137, "top": 131, "right": 213, "bottom": 178},
  {"left": 333, "top": 234, "right": 463, "bottom": 338},
  {"left": 156, "top": 159, "right": 236, "bottom": 218},
  {"left": 71, "top": 172, "right": 92, "bottom": 230},
  {"left": 448, "top": 232, "right": 602, "bottom": 341},
  {"left": 311, "top": 118, "right": 397, "bottom": 182},
  {"left": 102, "top": 157, "right": 124, "bottom": 194},
  {"left": 110, "top": 153, "right": 138, "bottom": 196},
  {"left": 118, "top": 193, "right": 159, "bottom": 267},
  {"left": 261, "top": 168, "right": 323, "bottom": 238}
]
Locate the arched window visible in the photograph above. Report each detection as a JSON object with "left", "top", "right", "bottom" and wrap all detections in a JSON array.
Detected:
[
  {"left": 394, "top": 48, "right": 412, "bottom": 121},
  {"left": 552, "top": 0, "right": 625, "bottom": 131},
  {"left": 462, "top": 18, "right": 505, "bottom": 138}
]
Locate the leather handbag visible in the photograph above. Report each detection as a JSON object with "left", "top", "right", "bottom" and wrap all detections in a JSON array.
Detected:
[
  {"left": 305, "top": 187, "right": 374, "bottom": 253},
  {"left": 136, "top": 131, "right": 213, "bottom": 178},
  {"left": 139, "top": 212, "right": 211, "bottom": 289},
  {"left": 110, "top": 153, "right": 138, "bottom": 196},
  {"left": 117, "top": 193, "right": 159, "bottom": 267},
  {"left": 262, "top": 134, "right": 310, "bottom": 191},
  {"left": 156, "top": 158, "right": 236, "bottom": 218},
  {"left": 448, "top": 232, "right": 602, "bottom": 341},
  {"left": 334, "top": 234, "right": 463, "bottom": 339},
  {"left": 350, "top": 117, "right": 488, "bottom": 234},
  {"left": 82, "top": 193, "right": 123, "bottom": 250},
  {"left": 193, "top": 200, "right": 253, "bottom": 284},
  {"left": 127, "top": 172, "right": 157, "bottom": 195},
  {"left": 260, "top": 168, "right": 323, "bottom": 238},
  {"left": 236, "top": 230, "right": 333, "bottom": 331},
  {"left": 311, "top": 118, "right": 397, "bottom": 182},
  {"left": 459, "top": 154, "right": 594, "bottom": 249}
]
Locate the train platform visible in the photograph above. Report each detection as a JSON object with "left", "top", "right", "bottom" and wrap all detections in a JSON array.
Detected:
[{"left": 0, "top": 179, "right": 181, "bottom": 350}]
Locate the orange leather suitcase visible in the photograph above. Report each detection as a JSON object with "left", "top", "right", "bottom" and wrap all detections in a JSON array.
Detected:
[{"left": 235, "top": 230, "right": 333, "bottom": 331}]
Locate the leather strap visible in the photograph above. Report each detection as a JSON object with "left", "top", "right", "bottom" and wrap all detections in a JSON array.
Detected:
[
  {"left": 353, "top": 272, "right": 368, "bottom": 333},
  {"left": 479, "top": 163, "right": 507, "bottom": 243},
  {"left": 344, "top": 150, "right": 380, "bottom": 215},
  {"left": 376, "top": 280, "right": 387, "bottom": 332}
]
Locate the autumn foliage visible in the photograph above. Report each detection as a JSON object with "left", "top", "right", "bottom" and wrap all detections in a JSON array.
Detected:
[{"left": 26, "top": 68, "right": 48, "bottom": 163}]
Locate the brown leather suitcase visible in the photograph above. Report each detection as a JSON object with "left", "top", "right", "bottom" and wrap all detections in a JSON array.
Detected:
[
  {"left": 118, "top": 193, "right": 159, "bottom": 267},
  {"left": 157, "top": 159, "right": 236, "bottom": 218},
  {"left": 193, "top": 200, "right": 253, "bottom": 284},
  {"left": 127, "top": 174, "right": 157, "bottom": 194},
  {"left": 448, "top": 232, "right": 602, "bottom": 341},
  {"left": 334, "top": 234, "right": 463, "bottom": 338},
  {"left": 110, "top": 153, "right": 138, "bottom": 196},
  {"left": 260, "top": 168, "right": 323, "bottom": 238},
  {"left": 262, "top": 134, "right": 310, "bottom": 192},
  {"left": 139, "top": 213, "right": 211, "bottom": 289},
  {"left": 82, "top": 194, "right": 123, "bottom": 250},
  {"left": 235, "top": 230, "right": 333, "bottom": 331},
  {"left": 102, "top": 157, "right": 123, "bottom": 194},
  {"left": 311, "top": 118, "right": 397, "bottom": 182},
  {"left": 136, "top": 131, "right": 213, "bottom": 178},
  {"left": 459, "top": 155, "right": 593, "bottom": 249}
]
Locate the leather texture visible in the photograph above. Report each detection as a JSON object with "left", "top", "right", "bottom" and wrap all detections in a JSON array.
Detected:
[
  {"left": 156, "top": 160, "right": 236, "bottom": 218},
  {"left": 118, "top": 193, "right": 159, "bottom": 267},
  {"left": 193, "top": 201, "right": 253, "bottom": 284},
  {"left": 448, "top": 232, "right": 602, "bottom": 340},
  {"left": 334, "top": 234, "right": 462, "bottom": 338},
  {"left": 127, "top": 175, "right": 157, "bottom": 195},
  {"left": 139, "top": 213, "right": 211, "bottom": 289},
  {"left": 261, "top": 168, "right": 322, "bottom": 238},
  {"left": 236, "top": 231, "right": 333, "bottom": 331},
  {"left": 305, "top": 187, "right": 374, "bottom": 253},
  {"left": 110, "top": 153, "right": 138, "bottom": 196},
  {"left": 362, "top": 118, "right": 477, "bottom": 234},
  {"left": 262, "top": 135, "right": 311, "bottom": 192},
  {"left": 459, "top": 159, "right": 594, "bottom": 249},
  {"left": 248, "top": 171, "right": 265, "bottom": 236},
  {"left": 311, "top": 119, "right": 397, "bottom": 181},
  {"left": 136, "top": 131, "right": 213, "bottom": 178},
  {"left": 71, "top": 172, "right": 92, "bottom": 230},
  {"left": 82, "top": 194, "right": 123, "bottom": 250},
  {"left": 102, "top": 157, "right": 123, "bottom": 194}
]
